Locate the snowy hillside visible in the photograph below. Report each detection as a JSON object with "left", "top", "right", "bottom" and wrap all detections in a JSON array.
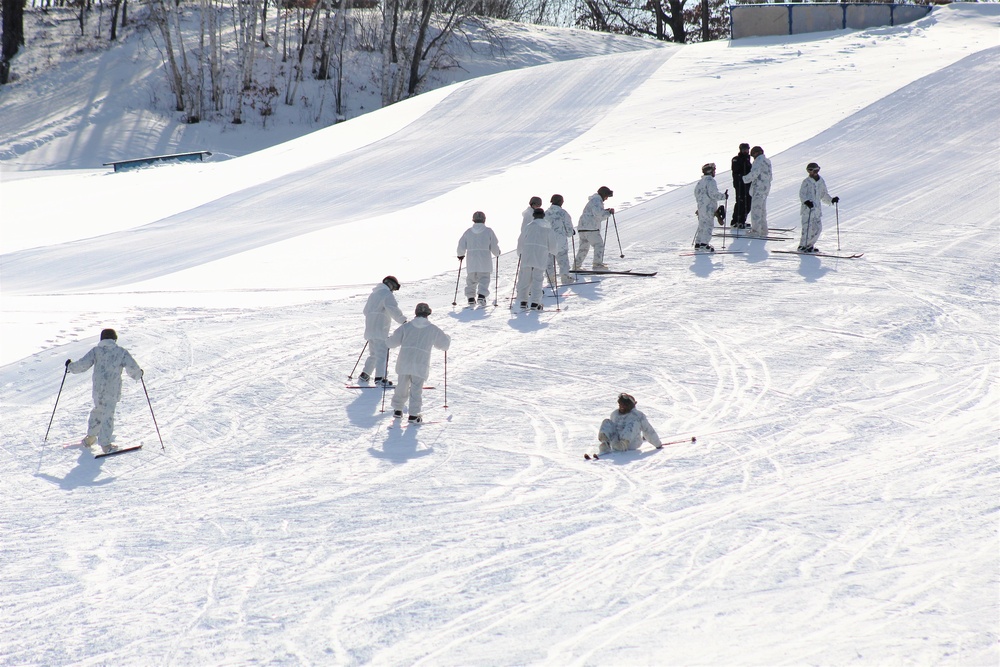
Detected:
[
  {"left": 0, "top": 12, "right": 663, "bottom": 171},
  {"left": 1, "top": 4, "right": 998, "bottom": 665}
]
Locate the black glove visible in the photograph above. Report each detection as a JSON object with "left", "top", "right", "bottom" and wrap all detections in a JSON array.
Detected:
[
  {"left": 831, "top": 196, "right": 840, "bottom": 204},
  {"left": 804, "top": 200, "right": 814, "bottom": 209},
  {"left": 715, "top": 205, "right": 726, "bottom": 217},
  {"left": 65, "top": 359, "right": 71, "bottom": 368},
  {"left": 458, "top": 256, "right": 464, "bottom": 261}
]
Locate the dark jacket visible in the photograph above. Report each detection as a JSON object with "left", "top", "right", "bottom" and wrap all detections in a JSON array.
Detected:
[{"left": 732, "top": 153, "right": 752, "bottom": 188}]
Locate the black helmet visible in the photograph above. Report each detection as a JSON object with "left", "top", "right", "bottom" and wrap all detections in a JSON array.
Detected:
[
  {"left": 472, "top": 211, "right": 486, "bottom": 223},
  {"left": 550, "top": 194, "right": 564, "bottom": 206},
  {"left": 532, "top": 208, "right": 545, "bottom": 218},
  {"left": 415, "top": 302, "right": 432, "bottom": 317},
  {"left": 750, "top": 146, "right": 764, "bottom": 157},
  {"left": 529, "top": 196, "right": 543, "bottom": 207},
  {"left": 383, "top": 275, "right": 400, "bottom": 291},
  {"left": 597, "top": 186, "right": 613, "bottom": 198},
  {"left": 806, "top": 162, "right": 820, "bottom": 173},
  {"left": 100, "top": 328, "right": 118, "bottom": 341}
]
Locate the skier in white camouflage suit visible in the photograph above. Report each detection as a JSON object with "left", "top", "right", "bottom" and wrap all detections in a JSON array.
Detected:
[
  {"left": 544, "top": 194, "right": 575, "bottom": 285},
  {"left": 456, "top": 211, "right": 501, "bottom": 306},
  {"left": 359, "top": 276, "right": 407, "bottom": 386},
  {"left": 573, "top": 186, "right": 614, "bottom": 271},
  {"left": 516, "top": 208, "right": 559, "bottom": 310},
  {"left": 66, "top": 328, "right": 143, "bottom": 454},
  {"left": 520, "top": 196, "right": 544, "bottom": 232},
  {"left": 596, "top": 393, "right": 662, "bottom": 455},
  {"left": 387, "top": 303, "right": 451, "bottom": 423},
  {"left": 693, "top": 163, "right": 727, "bottom": 252},
  {"left": 742, "top": 146, "right": 773, "bottom": 238},
  {"left": 798, "top": 162, "right": 839, "bottom": 253}
]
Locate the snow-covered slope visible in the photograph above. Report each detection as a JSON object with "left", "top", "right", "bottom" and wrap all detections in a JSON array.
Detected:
[{"left": 1, "top": 5, "right": 997, "bottom": 665}]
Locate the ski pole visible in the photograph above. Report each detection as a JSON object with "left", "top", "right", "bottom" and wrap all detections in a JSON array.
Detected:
[
  {"left": 44, "top": 363, "right": 69, "bottom": 442},
  {"left": 508, "top": 255, "right": 521, "bottom": 309},
  {"left": 802, "top": 207, "right": 813, "bottom": 251},
  {"left": 451, "top": 257, "right": 464, "bottom": 306},
  {"left": 141, "top": 374, "right": 165, "bottom": 451},
  {"left": 443, "top": 350, "right": 448, "bottom": 409},
  {"left": 493, "top": 254, "right": 499, "bottom": 307},
  {"left": 348, "top": 340, "right": 368, "bottom": 380},
  {"left": 611, "top": 211, "right": 624, "bottom": 258},
  {"left": 380, "top": 348, "right": 391, "bottom": 413},
  {"left": 660, "top": 436, "right": 697, "bottom": 447},
  {"left": 722, "top": 191, "right": 729, "bottom": 250},
  {"left": 571, "top": 232, "right": 577, "bottom": 265},
  {"left": 835, "top": 200, "right": 841, "bottom": 252},
  {"left": 552, "top": 256, "right": 561, "bottom": 312}
]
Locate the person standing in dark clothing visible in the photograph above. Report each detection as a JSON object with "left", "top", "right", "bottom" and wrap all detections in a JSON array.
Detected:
[{"left": 731, "top": 143, "right": 753, "bottom": 229}]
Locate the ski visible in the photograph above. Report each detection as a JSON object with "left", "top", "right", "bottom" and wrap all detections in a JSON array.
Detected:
[
  {"left": 679, "top": 250, "right": 745, "bottom": 256},
  {"left": 550, "top": 280, "right": 601, "bottom": 288},
  {"left": 347, "top": 385, "right": 434, "bottom": 389},
  {"left": 387, "top": 420, "right": 444, "bottom": 429},
  {"left": 712, "top": 233, "right": 791, "bottom": 241},
  {"left": 570, "top": 269, "right": 657, "bottom": 277},
  {"left": 585, "top": 436, "right": 696, "bottom": 460},
  {"left": 94, "top": 444, "right": 143, "bottom": 459},
  {"left": 772, "top": 250, "right": 864, "bottom": 259}
]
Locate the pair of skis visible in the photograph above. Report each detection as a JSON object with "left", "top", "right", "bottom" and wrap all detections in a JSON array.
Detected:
[
  {"left": 584, "top": 436, "right": 696, "bottom": 460},
  {"left": 772, "top": 250, "right": 864, "bottom": 259},
  {"left": 569, "top": 268, "right": 658, "bottom": 277}
]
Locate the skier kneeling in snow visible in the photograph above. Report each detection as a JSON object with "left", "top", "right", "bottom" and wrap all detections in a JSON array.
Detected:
[
  {"left": 456, "top": 211, "right": 501, "bottom": 306},
  {"left": 387, "top": 303, "right": 451, "bottom": 423},
  {"left": 597, "top": 393, "right": 662, "bottom": 455},
  {"left": 66, "top": 328, "right": 143, "bottom": 454},
  {"left": 359, "top": 276, "right": 407, "bottom": 386}
]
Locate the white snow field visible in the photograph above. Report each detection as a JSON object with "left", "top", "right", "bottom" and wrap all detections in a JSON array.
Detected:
[{"left": 1, "top": 5, "right": 998, "bottom": 665}]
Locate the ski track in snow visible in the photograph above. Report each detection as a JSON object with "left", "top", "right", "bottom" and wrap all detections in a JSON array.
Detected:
[{"left": 1, "top": 9, "right": 998, "bottom": 667}]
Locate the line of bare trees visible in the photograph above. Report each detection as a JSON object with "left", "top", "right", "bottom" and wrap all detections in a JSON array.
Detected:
[{"left": 2, "top": 0, "right": 730, "bottom": 107}]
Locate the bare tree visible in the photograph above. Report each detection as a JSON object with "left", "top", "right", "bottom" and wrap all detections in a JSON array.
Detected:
[
  {"left": 380, "top": 0, "right": 470, "bottom": 105},
  {"left": 575, "top": 0, "right": 686, "bottom": 42},
  {"left": 1, "top": 0, "right": 26, "bottom": 84}
]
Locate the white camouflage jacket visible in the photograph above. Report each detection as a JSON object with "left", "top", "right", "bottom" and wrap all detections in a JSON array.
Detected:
[
  {"left": 68, "top": 339, "right": 142, "bottom": 404},
  {"left": 387, "top": 317, "right": 451, "bottom": 379}
]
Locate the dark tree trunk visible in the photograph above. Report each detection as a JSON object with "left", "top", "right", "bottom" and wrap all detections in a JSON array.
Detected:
[{"left": 1, "top": 0, "right": 26, "bottom": 84}]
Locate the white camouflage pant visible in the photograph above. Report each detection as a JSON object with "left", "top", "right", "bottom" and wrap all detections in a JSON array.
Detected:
[
  {"left": 362, "top": 337, "right": 389, "bottom": 378},
  {"left": 87, "top": 396, "right": 118, "bottom": 446},
  {"left": 598, "top": 418, "right": 642, "bottom": 453},
  {"left": 516, "top": 264, "right": 545, "bottom": 306},
  {"left": 554, "top": 246, "right": 572, "bottom": 282},
  {"left": 799, "top": 209, "right": 823, "bottom": 248},
  {"left": 574, "top": 230, "right": 605, "bottom": 267},
  {"left": 391, "top": 374, "right": 426, "bottom": 416},
  {"left": 749, "top": 195, "right": 768, "bottom": 237},
  {"left": 464, "top": 271, "right": 491, "bottom": 300},
  {"left": 694, "top": 211, "right": 715, "bottom": 246}
]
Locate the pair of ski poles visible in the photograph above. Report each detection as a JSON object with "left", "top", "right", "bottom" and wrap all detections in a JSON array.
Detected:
[
  {"left": 452, "top": 255, "right": 501, "bottom": 307},
  {"left": 374, "top": 348, "right": 449, "bottom": 414},
  {"left": 44, "top": 364, "right": 164, "bottom": 450}
]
